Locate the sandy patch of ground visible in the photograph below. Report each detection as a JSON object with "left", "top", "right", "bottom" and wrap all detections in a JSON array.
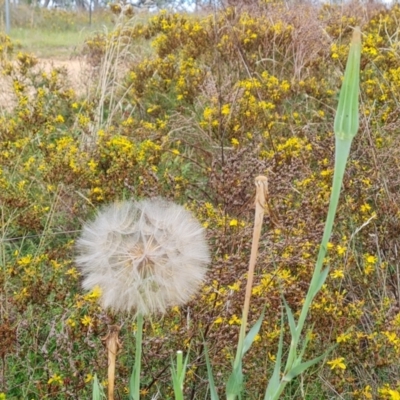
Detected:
[{"left": 0, "top": 58, "right": 92, "bottom": 113}]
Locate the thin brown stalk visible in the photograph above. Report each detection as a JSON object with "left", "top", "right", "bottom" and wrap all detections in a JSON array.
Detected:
[
  {"left": 102, "top": 325, "right": 122, "bottom": 400},
  {"left": 236, "top": 175, "right": 268, "bottom": 364}
]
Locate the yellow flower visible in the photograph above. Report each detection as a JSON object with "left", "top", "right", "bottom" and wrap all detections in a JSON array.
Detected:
[
  {"left": 228, "top": 314, "right": 241, "bottom": 325},
  {"left": 87, "top": 285, "right": 102, "bottom": 300},
  {"left": 81, "top": 315, "right": 92, "bottom": 326},
  {"left": 221, "top": 104, "right": 230, "bottom": 115},
  {"left": 87, "top": 159, "right": 97, "bottom": 172},
  {"left": 384, "top": 331, "right": 398, "bottom": 345},
  {"left": 360, "top": 203, "right": 371, "bottom": 213},
  {"left": 228, "top": 282, "right": 240, "bottom": 291},
  {"left": 54, "top": 114, "right": 65, "bottom": 123},
  {"left": 17, "top": 255, "right": 32, "bottom": 266},
  {"left": 336, "top": 332, "right": 351, "bottom": 343},
  {"left": 229, "top": 219, "right": 238, "bottom": 227},
  {"left": 331, "top": 269, "right": 344, "bottom": 279},
  {"left": 84, "top": 373, "right": 94, "bottom": 383},
  {"left": 365, "top": 254, "right": 377, "bottom": 264},
  {"left": 203, "top": 107, "right": 213, "bottom": 119},
  {"left": 48, "top": 373, "right": 63, "bottom": 385},
  {"left": 231, "top": 138, "right": 239, "bottom": 146},
  {"left": 336, "top": 245, "right": 346, "bottom": 256},
  {"left": 66, "top": 267, "right": 79, "bottom": 279},
  {"left": 364, "top": 264, "right": 374, "bottom": 275},
  {"left": 392, "top": 313, "right": 400, "bottom": 328},
  {"left": 361, "top": 385, "right": 373, "bottom": 399},
  {"left": 387, "top": 390, "right": 400, "bottom": 400},
  {"left": 327, "top": 357, "right": 346, "bottom": 370},
  {"left": 379, "top": 386, "right": 400, "bottom": 400}
]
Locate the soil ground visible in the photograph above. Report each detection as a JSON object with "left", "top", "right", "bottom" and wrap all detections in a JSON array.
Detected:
[{"left": 0, "top": 58, "right": 90, "bottom": 112}]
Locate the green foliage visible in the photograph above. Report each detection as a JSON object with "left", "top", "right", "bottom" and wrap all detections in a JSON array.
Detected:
[
  {"left": 171, "top": 350, "right": 190, "bottom": 400},
  {"left": 92, "top": 374, "right": 106, "bottom": 400}
]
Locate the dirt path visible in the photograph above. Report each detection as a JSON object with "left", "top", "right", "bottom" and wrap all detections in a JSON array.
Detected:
[
  {"left": 0, "top": 58, "right": 91, "bottom": 112},
  {"left": 39, "top": 58, "right": 91, "bottom": 93}
]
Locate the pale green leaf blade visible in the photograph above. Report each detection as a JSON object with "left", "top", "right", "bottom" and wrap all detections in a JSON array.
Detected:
[
  {"left": 129, "top": 367, "right": 135, "bottom": 400},
  {"left": 92, "top": 374, "right": 105, "bottom": 400},
  {"left": 242, "top": 308, "right": 265, "bottom": 356},
  {"left": 334, "top": 27, "right": 361, "bottom": 141},
  {"left": 264, "top": 312, "right": 284, "bottom": 400},
  {"left": 310, "top": 267, "right": 330, "bottom": 301},
  {"left": 282, "top": 298, "right": 296, "bottom": 339},
  {"left": 204, "top": 342, "right": 220, "bottom": 400},
  {"left": 282, "top": 353, "right": 326, "bottom": 383},
  {"left": 226, "top": 365, "right": 243, "bottom": 399}
]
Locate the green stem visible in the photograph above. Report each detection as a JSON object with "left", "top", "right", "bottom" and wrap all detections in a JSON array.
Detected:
[
  {"left": 284, "top": 138, "right": 352, "bottom": 373},
  {"left": 175, "top": 351, "right": 183, "bottom": 400},
  {"left": 133, "top": 313, "right": 144, "bottom": 400}
]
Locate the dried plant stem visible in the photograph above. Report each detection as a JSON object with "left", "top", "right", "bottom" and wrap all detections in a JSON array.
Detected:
[
  {"left": 234, "top": 175, "right": 268, "bottom": 369},
  {"left": 103, "top": 325, "right": 121, "bottom": 400}
]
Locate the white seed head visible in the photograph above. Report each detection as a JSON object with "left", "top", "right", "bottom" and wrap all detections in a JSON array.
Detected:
[{"left": 75, "top": 198, "right": 210, "bottom": 316}]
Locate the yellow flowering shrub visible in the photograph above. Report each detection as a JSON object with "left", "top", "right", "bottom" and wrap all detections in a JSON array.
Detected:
[{"left": 2, "top": 1, "right": 400, "bottom": 398}]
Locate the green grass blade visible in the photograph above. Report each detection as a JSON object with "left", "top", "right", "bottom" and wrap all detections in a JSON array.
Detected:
[
  {"left": 309, "top": 267, "right": 330, "bottom": 300},
  {"left": 334, "top": 27, "right": 361, "bottom": 141},
  {"left": 295, "top": 326, "right": 315, "bottom": 367},
  {"left": 131, "top": 314, "right": 144, "bottom": 400},
  {"left": 282, "top": 353, "right": 326, "bottom": 382},
  {"left": 226, "top": 364, "right": 244, "bottom": 400},
  {"left": 92, "top": 374, "right": 105, "bottom": 400},
  {"left": 282, "top": 298, "right": 296, "bottom": 338},
  {"left": 171, "top": 357, "right": 181, "bottom": 400},
  {"left": 204, "top": 342, "right": 219, "bottom": 400},
  {"left": 181, "top": 350, "right": 190, "bottom": 387},
  {"left": 129, "top": 368, "right": 135, "bottom": 400},
  {"left": 264, "top": 311, "right": 284, "bottom": 400},
  {"left": 227, "top": 309, "right": 265, "bottom": 399},
  {"left": 171, "top": 350, "right": 190, "bottom": 400},
  {"left": 242, "top": 308, "right": 265, "bottom": 356}
]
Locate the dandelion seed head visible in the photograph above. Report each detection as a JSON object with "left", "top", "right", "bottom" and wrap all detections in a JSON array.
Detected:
[{"left": 76, "top": 198, "right": 210, "bottom": 316}]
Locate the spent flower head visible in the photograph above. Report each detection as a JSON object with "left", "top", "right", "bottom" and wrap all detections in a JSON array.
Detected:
[{"left": 76, "top": 198, "right": 210, "bottom": 316}]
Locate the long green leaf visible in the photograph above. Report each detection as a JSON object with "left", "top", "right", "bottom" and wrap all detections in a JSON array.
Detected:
[
  {"left": 226, "top": 364, "right": 243, "bottom": 399},
  {"left": 264, "top": 311, "right": 284, "bottom": 400},
  {"left": 129, "top": 368, "right": 135, "bottom": 400},
  {"left": 242, "top": 308, "right": 265, "bottom": 356},
  {"left": 283, "top": 343, "right": 337, "bottom": 383},
  {"left": 131, "top": 314, "right": 144, "bottom": 400},
  {"left": 92, "top": 374, "right": 105, "bottom": 400},
  {"left": 282, "top": 299, "right": 296, "bottom": 338},
  {"left": 227, "top": 309, "right": 265, "bottom": 399},
  {"left": 204, "top": 342, "right": 219, "bottom": 400},
  {"left": 171, "top": 350, "right": 190, "bottom": 400},
  {"left": 294, "top": 325, "right": 315, "bottom": 368},
  {"left": 334, "top": 27, "right": 361, "bottom": 141},
  {"left": 310, "top": 267, "right": 330, "bottom": 300}
]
